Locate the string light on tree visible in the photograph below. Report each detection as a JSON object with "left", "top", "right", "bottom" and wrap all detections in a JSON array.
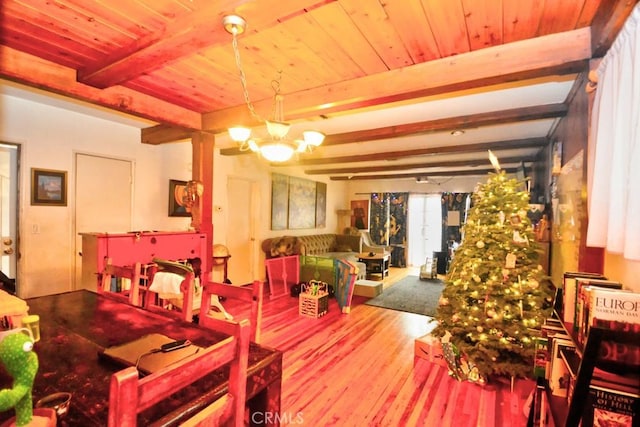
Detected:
[{"left": 434, "top": 153, "right": 554, "bottom": 380}]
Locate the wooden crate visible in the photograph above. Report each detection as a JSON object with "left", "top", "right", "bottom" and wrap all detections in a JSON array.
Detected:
[{"left": 299, "top": 292, "right": 329, "bottom": 318}]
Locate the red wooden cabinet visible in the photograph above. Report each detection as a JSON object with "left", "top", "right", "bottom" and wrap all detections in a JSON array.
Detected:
[{"left": 80, "top": 231, "right": 207, "bottom": 291}]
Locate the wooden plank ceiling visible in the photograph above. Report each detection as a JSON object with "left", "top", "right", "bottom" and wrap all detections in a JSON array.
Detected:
[{"left": 1, "top": 0, "right": 637, "bottom": 181}]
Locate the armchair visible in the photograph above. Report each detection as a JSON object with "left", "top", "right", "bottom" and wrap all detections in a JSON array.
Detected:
[{"left": 361, "top": 231, "right": 391, "bottom": 254}]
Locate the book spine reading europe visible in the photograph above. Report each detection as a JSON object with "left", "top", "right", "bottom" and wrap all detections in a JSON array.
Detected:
[
  {"left": 574, "top": 279, "right": 622, "bottom": 335},
  {"left": 585, "top": 288, "right": 640, "bottom": 369}
]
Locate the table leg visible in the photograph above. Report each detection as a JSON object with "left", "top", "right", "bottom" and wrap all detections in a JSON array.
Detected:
[{"left": 248, "top": 378, "right": 282, "bottom": 426}]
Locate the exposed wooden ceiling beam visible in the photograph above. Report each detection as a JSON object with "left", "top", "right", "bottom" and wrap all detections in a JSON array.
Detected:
[
  {"left": 0, "top": 46, "right": 201, "bottom": 129},
  {"left": 259, "top": 137, "right": 546, "bottom": 166},
  {"left": 330, "top": 167, "right": 517, "bottom": 181},
  {"left": 590, "top": 0, "right": 639, "bottom": 57},
  {"left": 1, "top": 25, "right": 587, "bottom": 143},
  {"left": 142, "top": 125, "right": 203, "bottom": 145},
  {"left": 141, "top": 125, "right": 221, "bottom": 145},
  {"left": 202, "top": 28, "right": 590, "bottom": 133},
  {"left": 144, "top": 100, "right": 565, "bottom": 146},
  {"left": 219, "top": 102, "right": 559, "bottom": 157},
  {"left": 78, "top": 0, "right": 333, "bottom": 88},
  {"left": 305, "top": 156, "right": 536, "bottom": 175},
  {"left": 288, "top": 138, "right": 545, "bottom": 166},
  {"left": 320, "top": 104, "right": 567, "bottom": 146}
]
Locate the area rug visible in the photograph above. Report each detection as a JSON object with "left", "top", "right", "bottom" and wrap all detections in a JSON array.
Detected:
[{"left": 364, "top": 275, "right": 445, "bottom": 317}]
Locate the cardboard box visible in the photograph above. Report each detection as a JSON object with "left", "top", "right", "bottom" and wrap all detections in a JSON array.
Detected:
[
  {"left": 354, "top": 279, "right": 383, "bottom": 298},
  {"left": 0, "top": 290, "right": 29, "bottom": 329},
  {"left": 414, "top": 333, "right": 446, "bottom": 367}
]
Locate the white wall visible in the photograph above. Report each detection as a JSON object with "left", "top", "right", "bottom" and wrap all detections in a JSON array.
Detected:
[
  {"left": 211, "top": 154, "right": 348, "bottom": 246},
  {"left": 0, "top": 92, "right": 352, "bottom": 296},
  {"left": 1, "top": 94, "right": 194, "bottom": 298},
  {"left": 604, "top": 253, "right": 640, "bottom": 293}
]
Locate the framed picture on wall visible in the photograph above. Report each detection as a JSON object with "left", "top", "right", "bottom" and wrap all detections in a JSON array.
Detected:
[
  {"left": 315, "top": 182, "right": 327, "bottom": 228},
  {"left": 351, "top": 200, "right": 369, "bottom": 230},
  {"left": 168, "top": 179, "right": 191, "bottom": 217},
  {"left": 271, "top": 173, "right": 289, "bottom": 230},
  {"left": 31, "top": 168, "right": 67, "bottom": 206},
  {"left": 288, "top": 176, "right": 316, "bottom": 229}
]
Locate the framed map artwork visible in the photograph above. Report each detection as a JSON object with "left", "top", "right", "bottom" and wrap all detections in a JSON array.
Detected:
[
  {"left": 288, "top": 177, "right": 316, "bottom": 229},
  {"left": 315, "top": 182, "right": 327, "bottom": 228},
  {"left": 271, "top": 173, "right": 289, "bottom": 230}
]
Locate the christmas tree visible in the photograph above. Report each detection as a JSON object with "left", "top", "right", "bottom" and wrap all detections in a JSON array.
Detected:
[{"left": 434, "top": 169, "right": 554, "bottom": 379}]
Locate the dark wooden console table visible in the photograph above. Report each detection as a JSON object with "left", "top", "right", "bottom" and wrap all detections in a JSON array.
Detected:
[{"left": 0, "top": 290, "right": 282, "bottom": 426}]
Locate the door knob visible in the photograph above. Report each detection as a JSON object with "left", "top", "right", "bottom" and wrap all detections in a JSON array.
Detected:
[{"left": 4, "top": 248, "right": 14, "bottom": 255}]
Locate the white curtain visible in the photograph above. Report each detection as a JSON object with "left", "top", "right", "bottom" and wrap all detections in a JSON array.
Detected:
[{"left": 587, "top": 3, "right": 640, "bottom": 260}]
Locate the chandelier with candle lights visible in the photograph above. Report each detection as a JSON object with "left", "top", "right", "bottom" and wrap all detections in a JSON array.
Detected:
[{"left": 223, "top": 15, "right": 325, "bottom": 163}]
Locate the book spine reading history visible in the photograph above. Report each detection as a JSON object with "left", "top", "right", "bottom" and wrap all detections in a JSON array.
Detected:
[{"left": 581, "top": 379, "right": 639, "bottom": 427}]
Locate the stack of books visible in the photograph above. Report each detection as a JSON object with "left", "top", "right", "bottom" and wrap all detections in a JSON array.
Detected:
[
  {"left": 537, "top": 317, "right": 576, "bottom": 398},
  {"left": 547, "top": 272, "right": 640, "bottom": 426},
  {"left": 561, "top": 272, "right": 606, "bottom": 327},
  {"left": 582, "top": 369, "right": 639, "bottom": 427}
]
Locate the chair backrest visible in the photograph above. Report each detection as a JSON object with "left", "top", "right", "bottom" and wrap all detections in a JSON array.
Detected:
[
  {"left": 108, "top": 319, "right": 250, "bottom": 427},
  {"left": 360, "top": 231, "right": 390, "bottom": 253},
  {"left": 100, "top": 258, "right": 144, "bottom": 306},
  {"left": 145, "top": 261, "right": 197, "bottom": 323},
  {"left": 198, "top": 279, "right": 264, "bottom": 343},
  {"left": 361, "top": 231, "right": 372, "bottom": 246},
  {"left": 264, "top": 255, "right": 299, "bottom": 299}
]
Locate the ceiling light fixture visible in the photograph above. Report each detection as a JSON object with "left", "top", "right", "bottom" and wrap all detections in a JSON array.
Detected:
[
  {"left": 450, "top": 130, "right": 465, "bottom": 136},
  {"left": 223, "top": 15, "right": 325, "bottom": 163}
]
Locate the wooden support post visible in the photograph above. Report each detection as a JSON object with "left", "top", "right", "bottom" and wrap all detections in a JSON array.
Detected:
[{"left": 191, "top": 132, "right": 214, "bottom": 274}]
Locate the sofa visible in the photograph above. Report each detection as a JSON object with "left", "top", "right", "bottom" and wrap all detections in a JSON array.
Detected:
[{"left": 262, "top": 233, "right": 364, "bottom": 286}]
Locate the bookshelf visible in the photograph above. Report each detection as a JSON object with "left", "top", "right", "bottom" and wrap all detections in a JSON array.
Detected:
[
  {"left": 535, "top": 285, "right": 640, "bottom": 426},
  {"left": 564, "top": 327, "right": 638, "bottom": 425}
]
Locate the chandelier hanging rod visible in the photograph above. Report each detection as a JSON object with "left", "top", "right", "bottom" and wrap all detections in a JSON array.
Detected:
[{"left": 223, "top": 15, "right": 262, "bottom": 122}]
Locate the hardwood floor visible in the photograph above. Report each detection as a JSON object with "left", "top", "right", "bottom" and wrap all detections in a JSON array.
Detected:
[{"left": 257, "top": 267, "right": 535, "bottom": 426}]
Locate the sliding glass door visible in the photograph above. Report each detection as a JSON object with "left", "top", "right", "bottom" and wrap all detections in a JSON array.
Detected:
[{"left": 407, "top": 194, "right": 442, "bottom": 267}]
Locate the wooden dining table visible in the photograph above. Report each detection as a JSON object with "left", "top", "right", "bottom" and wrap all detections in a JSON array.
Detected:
[{"left": 0, "top": 290, "right": 282, "bottom": 426}]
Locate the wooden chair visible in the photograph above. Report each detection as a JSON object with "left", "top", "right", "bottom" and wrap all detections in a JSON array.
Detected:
[
  {"left": 144, "top": 261, "right": 196, "bottom": 323},
  {"left": 108, "top": 319, "right": 250, "bottom": 427},
  {"left": 100, "top": 258, "right": 147, "bottom": 306},
  {"left": 198, "top": 279, "right": 264, "bottom": 344}
]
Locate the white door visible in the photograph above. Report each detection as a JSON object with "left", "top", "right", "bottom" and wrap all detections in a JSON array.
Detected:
[
  {"left": 74, "top": 153, "right": 133, "bottom": 290},
  {"left": 0, "top": 143, "right": 18, "bottom": 293},
  {"left": 225, "top": 177, "right": 257, "bottom": 285},
  {"left": 408, "top": 194, "right": 442, "bottom": 267}
]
